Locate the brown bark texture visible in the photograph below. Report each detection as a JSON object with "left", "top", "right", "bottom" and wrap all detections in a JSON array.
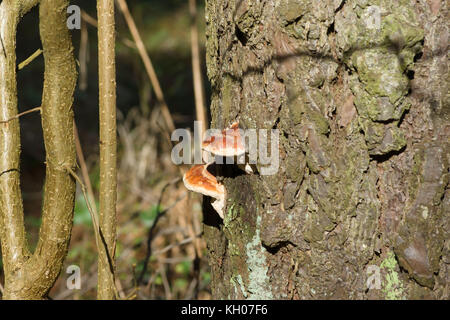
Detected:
[{"left": 203, "top": 0, "right": 448, "bottom": 299}]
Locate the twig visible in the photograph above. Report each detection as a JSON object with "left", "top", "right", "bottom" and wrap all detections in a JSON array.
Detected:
[
  {"left": 158, "top": 257, "right": 194, "bottom": 264},
  {"left": 115, "top": 0, "right": 176, "bottom": 134},
  {"left": 74, "top": 123, "right": 126, "bottom": 299},
  {"left": 137, "top": 189, "right": 186, "bottom": 285},
  {"left": 81, "top": 10, "right": 136, "bottom": 49},
  {"left": 159, "top": 265, "right": 172, "bottom": 300},
  {"left": 184, "top": 278, "right": 198, "bottom": 300},
  {"left": 78, "top": 21, "right": 88, "bottom": 91},
  {"left": 0, "top": 106, "right": 41, "bottom": 124},
  {"left": 124, "top": 287, "right": 137, "bottom": 300},
  {"left": 189, "top": 0, "right": 207, "bottom": 135},
  {"left": 73, "top": 122, "right": 98, "bottom": 216},
  {"left": 64, "top": 165, "right": 120, "bottom": 299},
  {"left": 115, "top": 278, "right": 126, "bottom": 299},
  {"left": 18, "top": 49, "right": 42, "bottom": 70},
  {"left": 81, "top": 10, "right": 98, "bottom": 28},
  {"left": 152, "top": 236, "right": 194, "bottom": 256},
  {"left": 64, "top": 166, "right": 99, "bottom": 251}
]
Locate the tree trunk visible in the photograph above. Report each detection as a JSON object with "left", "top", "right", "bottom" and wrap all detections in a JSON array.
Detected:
[
  {"left": 0, "top": 0, "right": 77, "bottom": 299},
  {"left": 203, "top": 0, "right": 448, "bottom": 299},
  {"left": 97, "top": 0, "right": 118, "bottom": 300}
]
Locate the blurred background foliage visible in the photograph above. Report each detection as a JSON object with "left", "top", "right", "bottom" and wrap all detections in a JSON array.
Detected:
[{"left": 0, "top": 0, "right": 210, "bottom": 299}]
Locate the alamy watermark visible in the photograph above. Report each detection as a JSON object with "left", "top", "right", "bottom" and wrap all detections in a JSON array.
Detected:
[
  {"left": 67, "top": 5, "right": 81, "bottom": 30},
  {"left": 363, "top": 5, "right": 381, "bottom": 30},
  {"left": 366, "top": 265, "right": 381, "bottom": 290},
  {"left": 171, "top": 121, "right": 280, "bottom": 175},
  {"left": 66, "top": 264, "right": 81, "bottom": 290}
]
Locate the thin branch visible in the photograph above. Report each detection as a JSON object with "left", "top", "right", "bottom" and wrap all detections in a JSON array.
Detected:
[
  {"left": 74, "top": 122, "right": 97, "bottom": 216},
  {"left": 152, "top": 236, "right": 195, "bottom": 256},
  {"left": 115, "top": 0, "right": 176, "bottom": 134},
  {"left": 64, "top": 165, "right": 120, "bottom": 299},
  {"left": 65, "top": 166, "right": 99, "bottom": 237},
  {"left": 189, "top": 0, "right": 207, "bottom": 134},
  {"left": 81, "top": 10, "right": 98, "bottom": 28},
  {"left": 81, "top": 10, "right": 136, "bottom": 49},
  {"left": 138, "top": 189, "right": 186, "bottom": 284},
  {"left": 74, "top": 122, "right": 124, "bottom": 299},
  {"left": 160, "top": 265, "right": 173, "bottom": 300},
  {"left": 75, "top": 121, "right": 121, "bottom": 299},
  {"left": 0, "top": 106, "right": 41, "bottom": 124},
  {"left": 97, "top": 0, "right": 118, "bottom": 300},
  {"left": 78, "top": 21, "right": 88, "bottom": 91},
  {"left": 18, "top": 48, "right": 42, "bottom": 70}
]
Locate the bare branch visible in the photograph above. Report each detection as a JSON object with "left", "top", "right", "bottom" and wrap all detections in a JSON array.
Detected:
[
  {"left": 116, "top": 0, "right": 176, "bottom": 134},
  {"left": 18, "top": 48, "right": 42, "bottom": 70},
  {"left": 0, "top": 106, "right": 40, "bottom": 124},
  {"left": 189, "top": 0, "right": 207, "bottom": 134},
  {"left": 97, "top": 0, "right": 118, "bottom": 300}
]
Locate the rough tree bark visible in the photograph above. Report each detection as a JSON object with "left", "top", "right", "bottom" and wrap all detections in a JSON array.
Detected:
[
  {"left": 203, "top": 0, "right": 448, "bottom": 299},
  {"left": 0, "top": 0, "right": 77, "bottom": 299}
]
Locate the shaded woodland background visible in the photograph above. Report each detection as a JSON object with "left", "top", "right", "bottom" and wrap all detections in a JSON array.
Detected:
[{"left": 0, "top": 0, "right": 210, "bottom": 299}]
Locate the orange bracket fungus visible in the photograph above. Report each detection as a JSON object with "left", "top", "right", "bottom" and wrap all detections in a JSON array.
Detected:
[
  {"left": 183, "top": 121, "right": 250, "bottom": 219},
  {"left": 183, "top": 163, "right": 225, "bottom": 218},
  {"left": 202, "top": 121, "right": 246, "bottom": 159}
]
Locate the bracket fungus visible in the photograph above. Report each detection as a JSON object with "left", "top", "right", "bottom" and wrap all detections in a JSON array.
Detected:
[
  {"left": 202, "top": 121, "right": 246, "bottom": 160},
  {"left": 183, "top": 163, "right": 225, "bottom": 218},
  {"left": 183, "top": 121, "right": 251, "bottom": 219},
  {"left": 202, "top": 121, "right": 253, "bottom": 174}
]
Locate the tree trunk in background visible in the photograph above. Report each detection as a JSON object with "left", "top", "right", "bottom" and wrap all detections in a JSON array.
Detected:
[{"left": 203, "top": 0, "right": 448, "bottom": 299}]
